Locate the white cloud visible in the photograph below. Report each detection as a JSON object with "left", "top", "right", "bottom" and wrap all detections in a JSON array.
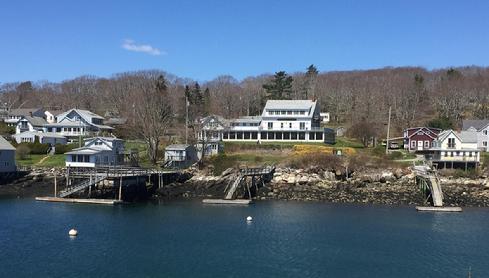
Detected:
[{"left": 122, "top": 39, "right": 165, "bottom": 56}]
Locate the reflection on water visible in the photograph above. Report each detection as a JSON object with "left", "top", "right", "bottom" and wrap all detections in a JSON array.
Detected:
[{"left": 0, "top": 199, "right": 488, "bottom": 278}]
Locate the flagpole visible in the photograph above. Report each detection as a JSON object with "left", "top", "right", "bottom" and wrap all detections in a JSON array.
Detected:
[{"left": 185, "top": 96, "right": 189, "bottom": 145}]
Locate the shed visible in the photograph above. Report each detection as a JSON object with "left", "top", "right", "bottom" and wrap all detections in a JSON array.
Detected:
[{"left": 164, "top": 144, "right": 198, "bottom": 169}]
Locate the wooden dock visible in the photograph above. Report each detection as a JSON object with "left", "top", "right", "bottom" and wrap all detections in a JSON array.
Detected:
[
  {"left": 416, "top": 206, "right": 463, "bottom": 212},
  {"left": 202, "top": 199, "right": 253, "bottom": 205},
  {"left": 35, "top": 197, "right": 123, "bottom": 205}
]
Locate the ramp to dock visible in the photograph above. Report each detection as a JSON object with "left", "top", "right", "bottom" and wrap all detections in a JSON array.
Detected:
[
  {"left": 428, "top": 176, "right": 443, "bottom": 207},
  {"left": 58, "top": 174, "right": 108, "bottom": 198},
  {"left": 224, "top": 175, "right": 244, "bottom": 200}
]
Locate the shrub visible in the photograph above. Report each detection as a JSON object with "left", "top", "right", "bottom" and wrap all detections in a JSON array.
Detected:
[
  {"left": 17, "top": 141, "right": 50, "bottom": 155},
  {"left": 54, "top": 143, "right": 77, "bottom": 154},
  {"left": 388, "top": 151, "right": 403, "bottom": 160},
  {"left": 16, "top": 144, "right": 31, "bottom": 160},
  {"left": 286, "top": 152, "right": 343, "bottom": 170}
]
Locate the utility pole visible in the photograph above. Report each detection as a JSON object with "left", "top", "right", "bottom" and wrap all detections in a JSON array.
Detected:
[
  {"left": 185, "top": 95, "right": 189, "bottom": 144},
  {"left": 386, "top": 106, "right": 391, "bottom": 155}
]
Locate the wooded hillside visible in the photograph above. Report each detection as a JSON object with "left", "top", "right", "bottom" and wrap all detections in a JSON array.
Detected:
[{"left": 2, "top": 66, "right": 489, "bottom": 139}]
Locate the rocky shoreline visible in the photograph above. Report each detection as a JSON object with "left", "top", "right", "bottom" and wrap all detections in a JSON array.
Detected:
[
  {"left": 2, "top": 166, "right": 489, "bottom": 207},
  {"left": 157, "top": 167, "right": 489, "bottom": 207}
]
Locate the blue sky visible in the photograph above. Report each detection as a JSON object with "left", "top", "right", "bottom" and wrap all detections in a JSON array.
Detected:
[{"left": 1, "top": 0, "right": 488, "bottom": 83}]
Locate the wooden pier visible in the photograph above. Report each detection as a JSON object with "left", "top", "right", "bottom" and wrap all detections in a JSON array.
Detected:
[
  {"left": 36, "top": 166, "right": 180, "bottom": 205},
  {"left": 35, "top": 197, "right": 123, "bottom": 205},
  {"left": 203, "top": 165, "right": 275, "bottom": 205},
  {"left": 414, "top": 164, "right": 462, "bottom": 212}
]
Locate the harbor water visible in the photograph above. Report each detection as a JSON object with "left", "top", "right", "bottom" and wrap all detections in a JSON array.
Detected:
[{"left": 1, "top": 199, "right": 488, "bottom": 277}]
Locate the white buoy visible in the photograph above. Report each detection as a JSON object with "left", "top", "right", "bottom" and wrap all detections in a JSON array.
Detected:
[
  {"left": 246, "top": 216, "right": 253, "bottom": 222},
  {"left": 69, "top": 229, "right": 78, "bottom": 236}
]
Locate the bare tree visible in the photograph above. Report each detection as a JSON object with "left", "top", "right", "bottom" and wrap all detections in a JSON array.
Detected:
[{"left": 130, "top": 73, "right": 172, "bottom": 164}]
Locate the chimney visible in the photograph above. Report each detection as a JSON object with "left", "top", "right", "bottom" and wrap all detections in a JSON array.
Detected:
[{"left": 29, "top": 111, "right": 33, "bottom": 117}]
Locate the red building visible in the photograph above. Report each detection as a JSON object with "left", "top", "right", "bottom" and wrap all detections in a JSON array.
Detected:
[{"left": 403, "top": 127, "right": 441, "bottom": 152}]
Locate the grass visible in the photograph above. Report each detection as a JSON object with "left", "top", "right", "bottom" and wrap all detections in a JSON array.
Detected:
[
  {"left": 17, "top": 154, "right": 66, "bottom": 167},
  {"left": 331, "top": 137, "right": 364, "bottom": 148}
]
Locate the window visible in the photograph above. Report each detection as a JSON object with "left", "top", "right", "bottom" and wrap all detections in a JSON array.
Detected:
[
  {"left": 289, "top": 123, "right": 292, "bottom": 129},
  {"left": 287, "top": 111, "right": 292, "bottom": 115},
  {"left": 261, "top": 132, "right": 267, "bottom": 140},
  {"left": 280, "top": 123, "right": 284, "bottom": 129},
  {"left": 300, "top": 122, "right": 305, "bottom": 130},
  {"left": 411, "top": 141, "right": 416, "bottom": 148},
  {"left": 456, "top": 151, "right": 460, "bottom": 156},
  {"left": 299, "top": 111, "right": 305, "bottom": 115},
  {"left": 424, "top": 141, "right": 430, "bottom": 148},
  {"left": 268, "top": 122, "right": 273, "bottom": 130},
  {"left": 483, "top": 141, "right": 488, "bottom": 147},
  {"left": 444, "top": 152, "right": 448, "bottom": 157},
  {"left": 469, "top": 152, "right": 473, "bottom": 157},
  {"left": 448, "top": 138, "right": 455, "bottom": 148},
  {"left": 450, "top": 152, "right": 453, "bottom": 157},
  {"left": 484, "top": 130, "right": 488, "bottom": 135}
]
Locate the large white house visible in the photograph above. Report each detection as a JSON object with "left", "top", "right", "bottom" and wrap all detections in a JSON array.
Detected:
[
  {"left": 462, "top": 120, "right": 489, "bottom": 152},
  {"left": 429, "top": 130, "right": 480, "bottom": 169},
  {"left": 65, "top": 137, "right": 124, "bottom": 168},
  {"left": 221, "top": 100, "right": 325, "bottom": 142}
]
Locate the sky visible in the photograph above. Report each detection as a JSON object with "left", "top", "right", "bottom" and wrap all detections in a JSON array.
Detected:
[{"left": 1, "top": 0, "right": 489, "bottom": 83}]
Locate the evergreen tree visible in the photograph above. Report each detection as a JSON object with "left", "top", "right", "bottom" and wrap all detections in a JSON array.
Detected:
[
  {"left": 262, "top": 71, "right": 293, "bottom": 100},
  {"left": 203, "top": 87, "right": 211, "bottom": 116},
  {"left": 302, "top": 64, "right": 318, "bottom": 99}
]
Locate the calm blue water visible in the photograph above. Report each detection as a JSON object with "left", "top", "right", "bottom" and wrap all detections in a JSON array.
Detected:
[{"left": 1, "top": 199, "right": 488, "bottom": 278}]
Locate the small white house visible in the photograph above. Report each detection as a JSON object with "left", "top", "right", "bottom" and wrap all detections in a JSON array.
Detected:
[
  {"left": 320, "top": 112, "right": 330, "bottom": 123},
  {"left": 12, "top": 131, "right": 67, "bottom": 145},
  {"left": 0, "top": 136, "right": 16, "bottom": 173},
  {"left": 65, "top": 137, "right": 124, "bottom": 168},
  {"left": 164, "top": 144, "right": 198, "bottom": 168},
  {"left": 430, "top": 130, "right": 480, "bottom": 169}
]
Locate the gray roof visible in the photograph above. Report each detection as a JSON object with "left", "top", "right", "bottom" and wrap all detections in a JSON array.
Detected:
[
  {"left": 232, "top": 116, "right": 262, "bottom": 123},
  {"left": 57, "top": 109, "right": 105, "bottom": 123},
  {"left": 104, "top": 117, "right": 127, "bottom": 125},
  {"left": 22, "top": 116, "right": 48, "bottom": 127},
  {"left": 263, "top": 100, "right": 316, "bottom": 110},
  {"left": 0, "top": 136, "right": 15, "bottom": 150},
  {"left": 165, "top": 144, "right": 191, "bottom": 151},
  {"left": 9, "top": 108, "right": 44, "bottom": 116},
  {"left": 462, "top": 120, "right": 489, "bottom": 131},
  {"left": 437, "top": 130, "right": 478, "bottom": 143},
  {"left": 13, "top": 131, "right": 66, "bottom": 139},
  {"left": 459, "top": 131, "right": 478, "bottom": 143}
]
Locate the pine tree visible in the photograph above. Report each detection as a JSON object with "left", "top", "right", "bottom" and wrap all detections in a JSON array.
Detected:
[
  {"left": 203, "top": 87, "right": 211, "bottom": 116},
  {"left": 262, "top": 71, "right": 293, "bottom": 100},
  {"left": 303, "top": 64, "right": 318, "bottom": 99}
]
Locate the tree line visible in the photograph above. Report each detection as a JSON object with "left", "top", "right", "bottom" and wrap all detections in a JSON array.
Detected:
[{"left": 2, "top": 65, "right": 489, "bottom": 146}]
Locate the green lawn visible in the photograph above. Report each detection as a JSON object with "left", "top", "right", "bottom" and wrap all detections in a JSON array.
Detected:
[{"left": 17, "top": 154, "right": 66, "bottom": 167}]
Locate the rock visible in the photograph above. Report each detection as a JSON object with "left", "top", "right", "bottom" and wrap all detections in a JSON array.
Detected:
[
  {"left": 298, "top": 176, "right": 309, "bottom": 184},
  {"left": 286, "top": 176, "right": 296, "bottom": 184}
]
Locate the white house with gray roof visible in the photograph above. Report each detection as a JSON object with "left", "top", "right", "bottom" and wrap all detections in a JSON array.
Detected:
[
  {"left": 0, "top": 136, "right": 16, "bottom": 173},
  {"left": 65, "top": 137, "right": 124, "bottom": 167},
  {"left": 429, "top": 130, "right": 480, "bottom": 169},
  {"left": 222, "top": 100, "right": 325, "bottom": 142},
  {"left": 462, "top": 119, "right": 489, "bottom": 152},
  {"left": 15, "top": 116, "right": 47, "bottom": 134},
  {"left": 45, "top": 109, "right": 113, "bottom": 139}
]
